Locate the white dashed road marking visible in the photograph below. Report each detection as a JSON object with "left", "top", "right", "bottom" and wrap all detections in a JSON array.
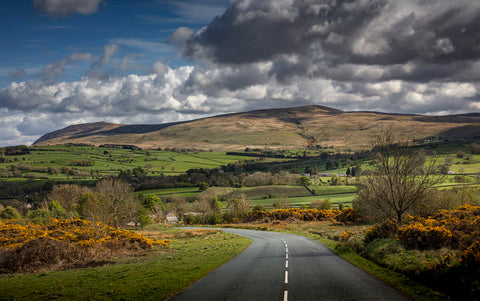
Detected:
[{"left": 283, "top": 238, "right": 289, "bottom": 300}]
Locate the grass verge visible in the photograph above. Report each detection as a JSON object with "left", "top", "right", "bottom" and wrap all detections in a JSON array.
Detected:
[
  {"left": 316, "top": 237, "right": 448, "bottom": 300},
  {"left": 0, "top": 226, "right": 251, "bottom": 301}
]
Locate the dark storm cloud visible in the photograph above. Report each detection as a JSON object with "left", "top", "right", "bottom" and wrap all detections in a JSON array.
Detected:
[{"left": 177, "top": 0, "right": 480, "bottom": 82}]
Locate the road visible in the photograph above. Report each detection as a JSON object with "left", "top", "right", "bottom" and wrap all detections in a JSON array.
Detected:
[{"left": 169, "top": 228, "right": 411, "bottom": 301}]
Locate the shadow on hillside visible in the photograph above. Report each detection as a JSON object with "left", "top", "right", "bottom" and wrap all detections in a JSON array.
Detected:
[
  {"left": 414, "top": 113, "right": 480, "bottom": 124},
  {"left": 72, "top": 122, "right": 188, "bottom": 138},
  {"left": 438, "top": 125, "right": 480, "bottom": 139}
]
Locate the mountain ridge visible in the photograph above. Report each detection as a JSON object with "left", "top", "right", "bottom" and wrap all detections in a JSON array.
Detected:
[{"left": 33, "top": 105, "right": 480, "bottom": 151}]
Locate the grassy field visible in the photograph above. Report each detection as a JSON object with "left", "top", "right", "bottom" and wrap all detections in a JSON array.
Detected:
[
  {"left": 0, "top": 225, "right": 251, "bottom": 301},
  {"left": 0, "top": 145, "right": 250, "bottom": 175},
  {"left": 0, "top": 145, "right": 257, "bottom": 195},
  {"left": 138, "top": 187, "right": 202, "bottom": 198},
  {"left": 181, "top": 185, "right": 358, "bottom": 209},
  {"left": 1, "top": 143, "right": 478, "bottom": 204}
]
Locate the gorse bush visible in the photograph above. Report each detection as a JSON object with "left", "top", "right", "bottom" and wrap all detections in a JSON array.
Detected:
[
  {"left": 460, "top": 241, "right": 480, "bottom": 267},
  {"left": 361, "top": 205, "right": 480, "bottom": 299},
  {"left": 0, "top": 218, "right": 170, "bottom": 273},
  {"left": 334, "top": 208, "right": 362, "bottom": 225},
  {"left": 364, "top": 220, "right": 398, "bottom": 243},
  {"left": 244, "top": 208, "right": 341, "bottom": 222},
  {"left": 397, "top": 222, "right": 452, "bottom": 249},
  {"left": 364, "top": 204, "right": 480, "bottom": 255}
]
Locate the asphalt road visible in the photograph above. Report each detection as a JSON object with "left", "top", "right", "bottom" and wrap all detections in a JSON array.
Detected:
[{"left": 169, "top": 228, "right": 411, "bottom": 301}]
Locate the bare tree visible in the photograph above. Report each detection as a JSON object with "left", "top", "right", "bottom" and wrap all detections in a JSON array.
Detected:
[
  {"left": 80, "top": 192, "right": 113, "bottom": 227},
  {"left": 227, "top": 193, "right": 250, "bottom": 218},
  {"left": 355, "top": 129, "right": 443, "bottom": 224},
  {"left": 48, "top": 184, "right": 92, "bottom": 213},
  {"left": 95, "top": 178, "right": 138, "bottom": 228},
  {"left": 192, "top": 199, "right": 214, "bottom": 224}
]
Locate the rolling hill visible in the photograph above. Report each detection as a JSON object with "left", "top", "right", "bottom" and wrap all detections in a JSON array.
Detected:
[{"left": 33, "top": 105, "right": 480, "bottom": 151}]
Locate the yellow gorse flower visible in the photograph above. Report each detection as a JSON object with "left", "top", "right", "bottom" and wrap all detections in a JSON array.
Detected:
[{"left": 0, "top": 218, "right": 171, "bottom": 250}]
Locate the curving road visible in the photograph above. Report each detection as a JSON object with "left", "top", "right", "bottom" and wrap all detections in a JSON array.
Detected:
[{"left": 169, "top": 229, "right": 410, "bottom": 301}]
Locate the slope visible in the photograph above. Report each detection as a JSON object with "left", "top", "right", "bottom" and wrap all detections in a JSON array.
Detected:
[{"left": 33, "top": 105, "right": 480, "bottom": 151}]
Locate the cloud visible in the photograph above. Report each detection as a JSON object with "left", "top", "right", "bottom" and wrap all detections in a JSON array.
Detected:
[
  {"left": 111, "top": 38, "right": 173, "bottom": 54},
  {"left": 1, "top": 63, "right": 479, "bottom": 147},
  {"left": 88, "top": 44, "right": 118, "bottom": 78},
  {"left": 3, "top": 0, "right": 480, "bottom": 147},
  {"left": 33, "top": 0, "right": 102, "bottom": 18},
  {"left": 167, "top": 27, "right": 195, "bottom": 46},
  {"left": 176, "top": 0, "right": 480, "bottom": 83},
  {"left": 39, "top": 52, "right": 93, "bottom": 84},
  {"left": 9, "top": 68, "right": 26, "bottom": 80},
  {"left": 137, "top": 0, "right": 229, "bottom": 25},
  {"left": 149, "top": 61, "right": 169, "bottom": 76},
  {"left": 169, "top": 1, "right": 229, "bottom": 24}
]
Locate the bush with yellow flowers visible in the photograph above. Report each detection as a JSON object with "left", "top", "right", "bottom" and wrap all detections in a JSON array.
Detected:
[
  {"left": 243, "top": 208, "right": 342, "bottom": 222},
  {"left": 361, "top": 205, "right": 480, "bottom": 299},
  {"left": 0, "top": 218, "right": 170, "bottom": 273},
  {"left": 396, "top": 221, "right": 453, "bottom": 249},
  {"left": 364, "top": 220, "right": 398, "bottom": 243}
]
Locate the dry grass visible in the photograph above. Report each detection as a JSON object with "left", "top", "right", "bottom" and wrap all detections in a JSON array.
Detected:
[
  {"left": 35, "top": 105, "right": 480, "bottom": 151},
  {"left": 181, "top": 228, "right": 222, "bottom": 236}
]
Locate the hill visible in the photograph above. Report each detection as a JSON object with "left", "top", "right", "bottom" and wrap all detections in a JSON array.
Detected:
[{"left": 33, "top": 105, "right": 480, "bottom": 151}]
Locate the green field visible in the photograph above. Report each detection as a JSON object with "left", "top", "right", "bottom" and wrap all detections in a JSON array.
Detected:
[
  {"left": 248, "top": 193, "right": 356, "bottom": 208},
  {"left": 0, "top": 145, "right": 254, "bottom": 187},
  {"left": 194, "top": 185, "right": 358, "bottom": 208},
  {"left": 0, "top": 145, "right": 250, "bottom": 175},
  {"left": 139, "top": 187, "right": 202, "bottom": 198},
  {"left": 1, "top": 143, "right": 478, "bottom": 205},
  {"left": 138, "top": 184, "right": 358, "bottom": 209}
]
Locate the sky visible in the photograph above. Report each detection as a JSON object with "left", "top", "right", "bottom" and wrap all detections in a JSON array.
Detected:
[{"left": 1, "top": 0, "right": 480, "bottom": 147}]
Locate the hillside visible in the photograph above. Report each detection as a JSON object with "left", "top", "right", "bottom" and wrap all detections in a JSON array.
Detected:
[{"left": 33, "top": 105, "right": 480, "bottom": 151}]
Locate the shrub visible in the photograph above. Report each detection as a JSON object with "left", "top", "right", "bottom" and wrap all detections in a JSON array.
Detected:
[
  {"left": 334, "top": 208, "right": 362, "bottom": 225},
  {"left": 252, "top": 205, "right": 265, "bottom": 212},
  {"left": 397, "top": 222, "right": 452, "bottom": 249},
  {"left": 183, "top": 214, "right": 202, "bottom": 225},
  {"left": 340, "top": 230, "right": 354, "bottom": 242},
  {"left": 460, "top": 241, "right": 480, "bottom": 267},
  {"left": 222, "top": 212, "right": 233, "bottom": 223},
  {"left": 0, "top": 206, "right": 21, "bottom": 220},
  {"left": 141, "top": 194, "right": 163, "bottom": 211},
  {"left": 49, "top": 200, "right": 69, "bottom": 219},
  {"left": 27, "top": 209, "right": 51, "bottom": 225},
  {"left": 272, "top": 199, "right": 289, "bottom": 209},
  {"left": 0, "top": 237, "right": 77, "bottom": 273},
  {"left": 309, "top": 198, "right": 333, "bottom": 210},
  {"left": 207, "top": 213, "right": 222, "bottom": 225},
  {"left": 243, "top": 208, "right": 340, "bottom": 223},
  {"left": 0, "top": 218, "right": 170, "bottom": 273},
  {"left": 364, "top": 220, "right": 398, "bottom": 243}
]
